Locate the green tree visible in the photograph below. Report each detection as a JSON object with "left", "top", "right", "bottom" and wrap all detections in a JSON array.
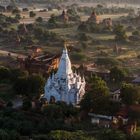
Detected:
[
  {"left": 49, "top": 130, "right": 96, "bottom": 140},
  {"left": 0, "top": 129, "right": 9, "bottom": 140},
  {"left": 78, "top": 33, "right": 89, "bottom": 41},
  {"left": 26, "top": 23, "right": 34, "bottom": 32},
  {"left": 33, "top": 134, "right": 48, "bottom": 140},
  {"left": 120, "top": 84, "right": 140, "bottom": 105},
  {"left": 13, "top": 77, "right": 28, "bottom": 95},
  {"left": 34, "top": 27, "right": 44, "bottom": 40},
  {"left": 81, "top": 42, "right": 88, "bottom": 50},
  {"left": 107, "top": 101, "right": 121, "bottom": 115},
  {"left": 15, "top": 14, "right": 21, "bottom": 20},
  {"left": 67, "top": 8, "right": 77, "bottom": 16},
  {"left": 110, "top": 66, "right": 128, "bottom": 83},
  {"left": 19, "top": 121, "right": 33, "bottom": 136},
  {"left": 80, "top": 76, "right": 110, "bottom": 114},
  {"left": 10, "top": 68, "right": 28, "bottom": 81},
  {"left": 22, "top": 98, "right": 32, "bottom": 111},
  {"left": 71, "top": 52, "right": 87, "bottom": 62},
  {"left": 0, "top": 66, "right": 11, "bottom": 81},
  {"left": 29, "top": 11, "right": 36, "bottom": 17},
  {"left": 36, "top": 17, "right": 43, "bottom": 23},
  {"left": 27, "top": 74, "right": 45, "bottom": 97},
  {"left": 48, "top": 14, "right": 57, "bottom": 27},
  {"left": 113, "top": 25, "right": 127, "bottom": 41},
  {"left": 42, "top": 104, "right": 64, "bottom": 119},
  {"left": 97, "top": 129, "right": 126, "bottom": 140},
  {"left": 13, "top": 74, "right": 45, "bottom": 97},
  {"left": 42, "top": 102, "right": 78, "bottom": 120},
  {"left": 56, "top": 101, "right": 79, "bottom": 117},
  {"left": 78, "top": 22, "right": 88, "bottom": 32},
  {"left": 6, "top": 101, "right": 13, "bottom": 108},
  {"left": 97, "top": 4, "right": 104, "bottom": 8},
  {"left": 12, "top": 8, "right": 20, "bottom": 15},
  {"left": 95, "top": 57, "right": 120, "bottom": 67},
  {"left": 9, "top": 130, "right": 20, "bottom": 140},
  {"left": 132, "top": 31, "right": 140, "bottom": 36},
  {"left": 22, "top": 8, "right": 29, "bottom": 12}
]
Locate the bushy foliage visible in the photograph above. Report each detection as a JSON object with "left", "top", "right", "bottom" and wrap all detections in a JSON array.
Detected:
[
  {"left": 120, "top": 84, "right": 140, "bottom": 105},
  {"left": 78, "top": 22, "right": 103, "bottom": 33},
  {"left": 113, "top": 25, "right": 127, "bottom": 41},
  {"left": 71, "top": 52, "right": 87, "bottom": 62},
  {"left": 97, "top": 129, "right": 126, "bottom": 140},
  {"left": 48, "top": 130, "right": 96, "bottom": 140},
  {"left": 42, "top": 101, "right": 79, "bottom": 119},
  {"left": 110, "top": 66, "right": 128, "bottom": 83},
  {"left": 14, "top": 74, "right": 45, "bottom": 97},
  {"left": 95, "top": 57, "right": 120, "bottom": 67},
  {"left": 29, "top": 11, "right": 36, "bottom": 17},
  {"left": 80, "top": 76, "right": 110, "bottom": 114},
  {"left": 0, "top": 66, "right": 11, "bottom": 81}
]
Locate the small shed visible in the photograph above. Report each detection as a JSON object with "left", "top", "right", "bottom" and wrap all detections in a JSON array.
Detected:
[
  {"left": 88, "top": 113, "right": 112, "bottom": 128},
  {"left": 132, "top": 76, "right": 140, "bottom": 85}
]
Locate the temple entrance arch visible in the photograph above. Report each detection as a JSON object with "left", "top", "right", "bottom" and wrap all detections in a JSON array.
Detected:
[{"left": 49, "top": 96, "right": 56, "bottom": 104}]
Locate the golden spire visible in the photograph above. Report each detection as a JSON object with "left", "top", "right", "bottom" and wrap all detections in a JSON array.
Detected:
[
  {"left": 63, "top": 41, "right": 68, "bottom": 54},
  {"left": 64, "top": 40, "right": 67, "bottom": 49}
]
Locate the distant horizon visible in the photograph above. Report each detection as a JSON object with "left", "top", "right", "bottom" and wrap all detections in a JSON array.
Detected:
[{"left": 0, "top": 0, "right": 140, "bottom": 9}]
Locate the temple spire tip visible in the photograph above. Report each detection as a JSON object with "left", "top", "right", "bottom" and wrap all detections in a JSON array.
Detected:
[{"left": 64, "top": 41, "right": 67, "bottom": 49}]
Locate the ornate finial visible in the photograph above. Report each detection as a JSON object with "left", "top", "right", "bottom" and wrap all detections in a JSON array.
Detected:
[
  {"left": 63, "top": 41, "right": 68, "bottom": 53},
  {"left": 64, "top": 40, "right": 67, "bottom": 49}
]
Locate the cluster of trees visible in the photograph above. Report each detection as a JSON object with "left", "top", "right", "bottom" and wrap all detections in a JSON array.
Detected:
[
  {"left": 80, "top": 76, "right": 120, "bottom": 115},
  {"left": 0, "top": 65, "right": 140, "bottom": 139},
  {"left": 14, "top": 74, "right": 45, "bottom": 98},
  {"left": 97, "top": 129, "right": 126, "bottom": 140},
  {"left": 78, "top": 22, "right": 131, "bottom": 42},
  {"left": 0, "top": 100, "right": 129, "bottom": 140},
  {"left": 120, "top": 84, "right": 140, "bottom": 121},
  {"left": 0, "top": 13, "right": 19, "bottom": 27},
  {"left": 29, "top": 11, "right": 36, "bottom": 18},
  {"left": 70, "top": 52, "right": 87, "bottom": 62},
  {"left": 95, "top": 57, "right": 121, "bottom": 68},
  {"left": 0, "top": 91, "right": 96, "bottom": 140},
  {"left": 66, "top": 8, "right": 81, "bottom": 22},
  {"left": 77, "top": 5, "right": 134, "bottom": 15},
  {"left": 0, "top": 66, "right": 45, "bottom": 99},
  {"left": 129, "top": 30, "right": 140, "bottom": 42},
  {"left": 33, "top": 26, "right": 60, "bottom": 42},
  {"left": 42, "top": 101, "right": 79, "bottom": 119},
  {"left": 47, "top": 8, "right": 80, "bottom": 29},
  {"left": 121, "top": 83, "right": 140, "bottom": 105},
  {"left": 113, "top": 25, "right": 127, "bottom": 41},
  {"left": 0, "top": 66, "right": 93, "bottom": 139},
  {"left": 0, "top": 5, "right": 18, "bottom": 12},
  {"left": 0, "top": 15, "right": 62, "bottom": 47},
  {"left": 34, "top": 130, "right": 96, "bottom": 140},
  {"left": 78, "top": 22, "right": 111, "bottom": 33},
  {"left": 0, "top": 107, "right": 76, "bottom": 139},
  {"left": 78, "top": 21, "right": 129, "bottom": 42},
  {"left": 110, "top": 66, "right": 128, "bottom": 83},
  {"left": 30, "top": 0, "right": 69, "bottom": 4},
  {"left": 80, "top": 71, "right": 140, "bottom": 115}
]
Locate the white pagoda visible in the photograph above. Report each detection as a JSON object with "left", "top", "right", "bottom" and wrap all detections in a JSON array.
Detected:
[{"left": 44, "top": 47, "right": 86, "bottom": 105}]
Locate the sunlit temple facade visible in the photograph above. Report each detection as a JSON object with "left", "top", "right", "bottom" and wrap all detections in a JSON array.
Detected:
[{"left": 43, "top": 47, "right": 86, "bottom": 105}]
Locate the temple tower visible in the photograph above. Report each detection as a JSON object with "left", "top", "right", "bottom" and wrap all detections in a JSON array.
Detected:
[{"left": 43, "top": 46, "right": 86, "bottom": 105}]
